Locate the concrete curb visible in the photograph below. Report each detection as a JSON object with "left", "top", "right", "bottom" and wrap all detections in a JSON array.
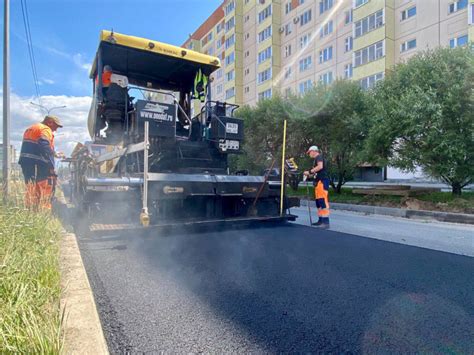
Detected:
[
  {"left": 60, "top": 232, "right": 109, "bottom": 355},
  {"left": 299, "top": 200, "right": 474, "bottom": 225}
]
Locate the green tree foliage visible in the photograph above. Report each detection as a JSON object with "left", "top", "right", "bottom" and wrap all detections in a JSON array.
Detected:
[
  {"left": 368, "top": 47, "right": 474, "bottom": 195},
  {"left": 233, "top": 95, "right": 303, "bottom": 175},
  {"left": 292, "top": 80, "right": 372, "bottom": 193},
  {"left": 233, "top": 82, "right": 371, "bottom": 193}
]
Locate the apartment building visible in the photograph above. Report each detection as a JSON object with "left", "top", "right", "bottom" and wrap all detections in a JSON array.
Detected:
[{"left": 183, "top": 0, "right": 474, "bottom": 106}]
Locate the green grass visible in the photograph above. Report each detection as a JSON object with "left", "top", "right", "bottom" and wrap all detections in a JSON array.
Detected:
[
  {"left": 288, "top": 186, "right": 474, "bottom": 213},
  {"left": 0, "top": 191, "right": 63, "bottom": 352}
]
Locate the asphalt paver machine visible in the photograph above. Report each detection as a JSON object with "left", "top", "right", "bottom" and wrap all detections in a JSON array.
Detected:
[{"left": 68, "top": 31, "right": 299, "bottom": 233}]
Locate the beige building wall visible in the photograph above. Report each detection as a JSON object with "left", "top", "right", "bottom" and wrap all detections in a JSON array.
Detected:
[{"left": 184, "top": 0, "right": 471, "bottom": 106}]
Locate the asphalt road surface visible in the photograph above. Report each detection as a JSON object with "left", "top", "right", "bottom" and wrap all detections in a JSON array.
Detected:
[{"left": 78, "top": 215, "right": 474, "bottom": 353}]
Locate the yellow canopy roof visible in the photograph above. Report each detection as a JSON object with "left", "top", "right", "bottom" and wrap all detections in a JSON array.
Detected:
[{"left": 89, "top": 30, "right": 221, "bottom": 90}]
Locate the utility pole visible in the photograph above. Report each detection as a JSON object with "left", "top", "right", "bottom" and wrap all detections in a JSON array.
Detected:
[{"left": 3, "top": 0, "right": 10, "bottom": 202}]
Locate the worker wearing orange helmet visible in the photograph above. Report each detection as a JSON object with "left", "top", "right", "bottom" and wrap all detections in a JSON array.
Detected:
[
  {"left": 304, "top": 145, "right": 330, "bottom": 228},
  {"left": 18, "top": 115, "right": 63, "bottom": 210}
]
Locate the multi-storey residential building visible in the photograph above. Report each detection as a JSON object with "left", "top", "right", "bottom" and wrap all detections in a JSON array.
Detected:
[{"left": 183, "top": 0, "right": 473, "bottom": 106}]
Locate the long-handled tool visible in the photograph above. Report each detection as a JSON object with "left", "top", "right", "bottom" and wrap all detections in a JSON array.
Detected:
[{"left": 303, "top": 175, "right": 313, "bottom": 226}]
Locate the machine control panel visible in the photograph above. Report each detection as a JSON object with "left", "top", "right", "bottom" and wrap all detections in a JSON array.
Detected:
[{"left": 218, "top": 139, "right": 240, "bottom": 152}]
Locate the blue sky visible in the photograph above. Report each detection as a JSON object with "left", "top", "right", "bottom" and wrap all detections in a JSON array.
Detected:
[
  {"left": 0, "top": 0, "right": 222, "bottom": 154},
  {"left": 3, "top": 0, "right": 222, "bottom": 97}
]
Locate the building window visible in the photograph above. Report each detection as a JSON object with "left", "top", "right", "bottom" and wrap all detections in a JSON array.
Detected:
[
  {"left": 360, "top": 72, "right": 384, "bottom": 90},
  {"left": 448, "top": 0, "right": 467, "bottom": 14},
  {"left": 225, "top": 17, "right": 235, "bottom": 32},
  {"left": 284, "top": 66, "right": 292, "bottom": 79},
  {"left": 320, "top": 20, "right": 333, "bottom": 38},
  {"left": 345, "top": 36, "right": 353, "bottom": 52},
  {"left": 299, "top": 80, "right": 312, "bottom": 94},
  {"left": 299, "top": 56, "right": 312, "bottom": 72},
  {"left": 319, "top": 46, "right": 333, "bottom": 63},
  {"left": 355, "top": 9, "right": 384, "bottom": 38},
  {"left": 285, "top": 87, "right": 292, "bottom": 98},
  {"left": 258, "top": 4, "right": 272, "bottom": 23},
  {"left": 217, "top": 39, "right": 222, "bottom": 49},
  {"left": 258, "top": 89, "right": 272, "bottom": 101},
  {"left": 449, "top": 34, "right": 468, "bottom": 48},
  {"left": 354, "top": 40, "right": 384, "bottom": 67},
  {"left": 300, "top": 9, "right": 312, "bottom": 26},
  {"left": 244, "top": 68, "right": 250, "bottom": 76},
  {"left": 245, "top": 33, "right": 250, "bottom": 40},
  {"left": 285, "top": 23, "right": 292, "bottom": 35},
  {"left": 225, "top": 34, "right": 235, "bottom": 49},
  {"left": 208, "top": 47, "right": 214, "bottom": 56},
  {"left": 225, "top": 1, "right": 235, "bottom": 16},
  {"left": 225, "top": 51, "right": 235, "bottom": 65},
  {"left": 216, "top": 69, "right": 223, "bottom": 79},
  {"left": 258, "top": 25, "right": 272, "bottom": 42},
  {"left": 285, "top": 44, "right": 292, "bottom": 57},
  {"left": 300, "top": 33, "right": 311, "bottom": 48},
  {"left": 319, "top": 0, "right": 333, "bottom": 14},
  {"left": 216, "top": 84, "right": 223, "bottom": 94},
  {"left": 244, "top": 15, "right": 250, "bottom": 23},
  {"left": 285, "top": 2, "right": 292, "bottom": 14},
  {"left": 355, "top": 0, "right": 369, "bottom": 8},
  {"left": 345, "top": 9, "right": 353, "bottom": 24},
  {"left": 217, "top": 22, "right": 223, "bottom": 33},
  {"left": 244, "top": 86, "right": 250, "bottom": 94},
  {"left": 226, "top": 69, "right": 235, "bottom": 82},
  {"left": 258, "top": 46, "right": 272, "bottom": 64},
  {"left": 225, "top": 87, "right": 235, "bottom": 99},
  {"left": 258, "top": 68, "right": 272, "bottom": 84},
  {"left": 344, "top": 63, "right": 353, "bottom": 78},
  {"left": 299, "top": 0, "right": 305, "bottom": 5},
  {"left": 470, "top": 3, "right": 474, "bottom": 24},
  {"left": 319, "top": 71, "right": 333, "bottom": 85},
  {"left": 401, "top": 6, "right": 416, "bottom": 21},
  {"left": 400, "top": 38, "right": 416, "bottom": 52}
]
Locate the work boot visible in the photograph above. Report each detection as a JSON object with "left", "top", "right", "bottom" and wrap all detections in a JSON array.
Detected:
[
  {"left": 314, "top": 217, "right": 330, "bottom": 229},
  {"left": 311, "top": 218, "right": 322, "bottom": 226}
]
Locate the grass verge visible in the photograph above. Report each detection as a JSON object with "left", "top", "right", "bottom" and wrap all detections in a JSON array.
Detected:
[
  {"left": 0, "top": 196, "right": 63, "bottom": 352},
  {"left": 289, "top": 186, "right": 474, "bottom": 214}
]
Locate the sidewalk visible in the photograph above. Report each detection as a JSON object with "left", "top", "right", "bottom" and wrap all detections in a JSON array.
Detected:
[{"left": 299, "top": 199, "right": 474, "bottom": 225}]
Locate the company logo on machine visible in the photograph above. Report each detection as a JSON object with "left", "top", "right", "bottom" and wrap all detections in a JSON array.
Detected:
[
  {"left": 137, "top": 100, "right": 175, "bottom": 123},
  {"left": 226, "top": 122, "right": 239, "bottom": 134}
]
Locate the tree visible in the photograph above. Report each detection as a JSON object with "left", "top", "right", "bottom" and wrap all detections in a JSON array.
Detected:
[
  {"left": 233, "top": 94, "right": 303, "bottom": 175},
  {"left": 292, "top": 80, "right": 372, "bottom": 193},
  {"left": 368, "top": 47, "right": 474, "bottom": 195}
]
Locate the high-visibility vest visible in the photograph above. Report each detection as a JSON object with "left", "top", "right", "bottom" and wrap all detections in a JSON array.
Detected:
[
  {"left": 194, "top": 69, "right": 208, "bottom": 102},
  {"left": 95, "top": 71, "right": 112, "bottom": 88},
  {"left": 19, "top": 123, "right": 55, "bottom": 168}
]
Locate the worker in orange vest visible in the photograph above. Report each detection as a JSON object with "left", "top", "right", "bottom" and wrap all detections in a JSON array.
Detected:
[
  {"left": 304, "top": 145, "right": 330, "bottom": 228},
  {"left": 18, "top": 115, "right": 63, "bottom": 210},
  {"left": 95, "top": 64, "right": 113, "bottom": 93}
]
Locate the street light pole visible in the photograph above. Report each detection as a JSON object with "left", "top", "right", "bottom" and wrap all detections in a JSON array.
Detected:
[
  {"left": 30, "top": 102, "right": 66, "bottom": 115},
  {"left": 3, "top": 0, "right": 10, "bottom": 202}
]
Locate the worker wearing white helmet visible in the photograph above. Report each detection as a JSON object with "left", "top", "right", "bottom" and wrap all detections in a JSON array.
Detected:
[{"left": 303, "top": 145, "right": 330, "bottom": 228}]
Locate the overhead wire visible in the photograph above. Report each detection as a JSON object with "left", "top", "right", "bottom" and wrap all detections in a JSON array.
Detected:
[{"left": 20, "top": 0, "right": 42, "bottom": 106}]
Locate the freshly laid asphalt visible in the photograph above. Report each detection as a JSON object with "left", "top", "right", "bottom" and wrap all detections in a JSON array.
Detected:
[{"left": 78, "top": 221, "right": 474, "bottom": 353}]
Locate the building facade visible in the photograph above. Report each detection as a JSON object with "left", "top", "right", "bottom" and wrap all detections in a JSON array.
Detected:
[{"left": 183, "top": 0, "right": 474, "bottom": 106}]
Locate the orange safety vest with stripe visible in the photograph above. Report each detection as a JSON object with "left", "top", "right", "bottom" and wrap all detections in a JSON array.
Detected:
[
  {"left": 19, "top": 123, "right": 55, "bottom": 169},
  {"left": 95, "top": 71, "right": 112, "bottom": 88}
]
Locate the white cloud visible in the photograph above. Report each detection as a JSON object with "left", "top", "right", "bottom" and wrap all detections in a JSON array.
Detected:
[
  {"left": 1, "top": 93, "right": 92, "bottom": 157},
  {"left": 42, "top": 78, "right": 55, "bottom": 85}
]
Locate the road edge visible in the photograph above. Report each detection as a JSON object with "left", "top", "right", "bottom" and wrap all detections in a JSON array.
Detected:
[
  {"left": 59, "top": 231, "right": 109, "bottom": 355},
  {"left": 299, "top": 200, "right": 474, "bottom": 224}
]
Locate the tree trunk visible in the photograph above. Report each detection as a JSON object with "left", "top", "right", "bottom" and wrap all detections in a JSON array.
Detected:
[
  {"left": 452, "top": 182, "right": 462, "bottom": 196},
  {"left": 335, "top": 173, "right": 344, "bottom": 194}
]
